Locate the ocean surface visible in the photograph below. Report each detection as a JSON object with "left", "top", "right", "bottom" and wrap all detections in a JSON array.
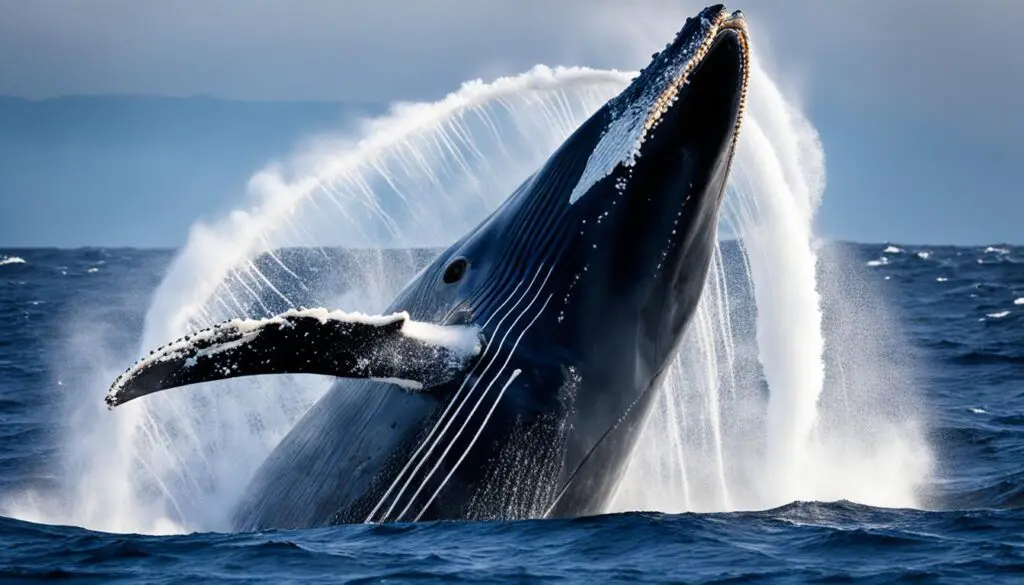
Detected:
[{"left": 0, "top": 243, "right": 1022, "bottom": 583}]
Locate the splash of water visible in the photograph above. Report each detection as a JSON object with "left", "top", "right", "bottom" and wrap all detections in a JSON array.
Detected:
[
  {"left": 143, "top": 65, "right": 633, "bottom": 349},
  {"left": 5, "top": 50, "right": 931, "bottom": 533},
  {"left": 610, "top": 57, "right": 931, "bottom": 513},
  {"left": 4, "top": 66, "right": 630, "bottom": 534}
]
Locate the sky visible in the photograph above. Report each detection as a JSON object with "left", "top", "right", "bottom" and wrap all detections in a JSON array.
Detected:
[{"left": 0, "top": 0, "right": 1020, "bottom": 246}]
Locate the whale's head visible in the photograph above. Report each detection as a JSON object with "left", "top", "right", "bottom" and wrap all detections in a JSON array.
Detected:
[
  {"left": 431, "top": 5, "right": 750, "bottom": 374},
  {"left": 559, "top": 5, "right": 749, "bottom": 367}
]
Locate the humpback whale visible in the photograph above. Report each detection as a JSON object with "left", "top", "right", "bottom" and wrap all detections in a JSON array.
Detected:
[{"left": 108, "top": 4, "right": 750, "bottom": 529}]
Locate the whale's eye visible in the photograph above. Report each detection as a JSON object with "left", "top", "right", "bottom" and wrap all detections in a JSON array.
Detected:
[{"left": 443, "top": 258, "right": 469, "bottom": 284}]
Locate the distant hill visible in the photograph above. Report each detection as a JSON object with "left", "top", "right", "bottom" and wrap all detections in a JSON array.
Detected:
[{"left": 0, "top": 96, "right": 385, "bottom": 247}]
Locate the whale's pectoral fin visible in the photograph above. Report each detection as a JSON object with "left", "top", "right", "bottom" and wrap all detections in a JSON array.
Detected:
[{"left": 105, "top": 308, "right": 483, "bottom": 409}]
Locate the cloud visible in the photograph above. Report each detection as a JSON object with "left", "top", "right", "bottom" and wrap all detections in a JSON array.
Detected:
[
  {"left": 2, "top": 1, "right": 1019, "bottom": 129},
  {"left": 0, "top": 2, "right": 1016, "bottom": 94},
  {"left": 2, "top": 0, "right": 1020, "bottom": 245},
  {"left": 751, "top": 1, "right": 1024, "bottom": 134}
]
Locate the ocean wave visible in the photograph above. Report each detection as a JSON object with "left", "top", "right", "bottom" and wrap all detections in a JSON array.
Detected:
[
  {"left": 0, "top": 256, "right": 26, "bottom": 267},
  {"left": 930, "top": 424, "right": 1017, "bottom": 450},
  {"left": 949, "top": 350, "right": 1024, "bottom": 366},
  {"left": 945, "top": 471, "right": 1024, "bottom": 510},
  {"left": 1, "top": 243, "right": 1023, "bottom": 583},
  {"left": 1, "top": 505, "right": 1023, "bottom": 584}
]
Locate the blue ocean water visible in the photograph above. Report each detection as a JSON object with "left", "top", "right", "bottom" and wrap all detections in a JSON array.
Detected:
[{"left": 0, "top": 244, "right": 1022, "bottom": 583}]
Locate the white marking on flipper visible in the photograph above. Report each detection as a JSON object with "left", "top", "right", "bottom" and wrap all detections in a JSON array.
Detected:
[
  {"left": 107, "top": 308, "right": 480, "bottom": 408},
  {"left": 370, "top": 377, "right": 424, "bottom": 391}
]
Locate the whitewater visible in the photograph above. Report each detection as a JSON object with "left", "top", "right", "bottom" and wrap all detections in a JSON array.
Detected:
[{"left": 3, "top": 53, "right": 931, "bottom": 535}]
